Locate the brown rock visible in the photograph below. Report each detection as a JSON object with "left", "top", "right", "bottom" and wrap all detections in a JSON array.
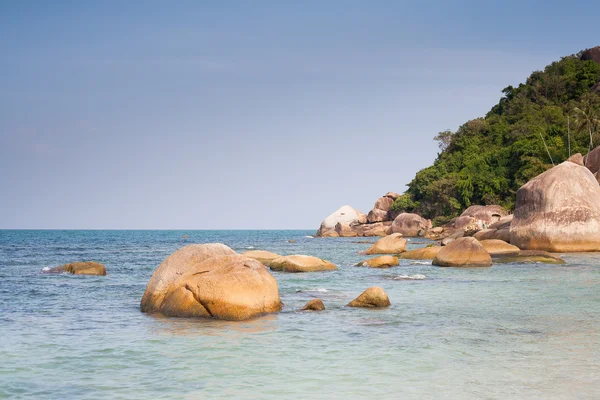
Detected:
[
  {"left": 364, "top": 233, "right": 407, "bottom": 255},
  {"left": 140, "top": 244, "right": 282, "bottom": 320},
  {"left": 432, "top": 237, "right": 492, "bottom": 267},
  {"left": 400, "top": 246, "right": 442, "bottom": 260},
  {"left": 479, "top": 239, "right": 520, "bottom": 255},
  {"left": 584, "top": 145, "right": 600, "bottom": 175},
  {"left": 511, "top": 161, "right": 600, "bottom": 252},
  {"left": 316, "top": 205, "right": 367, "bottom": 237},
  {"left": 269, "top": 255, "right": 337, "bottom": 273},
  {"left": 302, "top": 299, "right": 325, "bottom": 311},
  {"left": 356, "top": 255, "right": 399, "bottom": 268},
  {"left": 46, "top": 261, "right": 106, "bottom": 276},
  {"left": 384, "top": 192, "right": 401, "bottom": 200},
  {"left": 460, "top": 205, "right": 508, "bottom": 227},
  {"left": 352, "top": 222, "right": 393, "bottom": 237},
  {"left": 347, "top": 287, "right": 390, "bottom": 308},
  {"left": 242, "top": 250, "right": 282, "bottom": 266},
  {"left": 335, "top": 222, "right": 359, "bottom": 237},
  {"left": 567, "top": 153, "right": 584, "bottom": 166},
  {"left": 489, "top": 215, "right": 513, "bottom": 230},
  {"left": 391, "top": 213, "right": 432, "bottom": 237},
  {"left": 367, "top": 208, "right": 389, "bottom": 223},
  {"left": 580, "top": 46, "right": 600, "bottom": 64}
]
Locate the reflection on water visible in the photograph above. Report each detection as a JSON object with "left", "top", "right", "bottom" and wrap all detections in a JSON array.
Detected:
[{"left": 147, "top": 313, "right": 279, "bottom": 337}]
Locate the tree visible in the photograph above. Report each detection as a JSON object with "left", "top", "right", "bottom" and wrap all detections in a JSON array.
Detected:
[{"left": 433, "top": 130, "right": 454, "bottom": 151}]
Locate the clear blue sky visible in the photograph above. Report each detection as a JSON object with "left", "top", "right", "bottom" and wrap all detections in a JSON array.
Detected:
[{"left": 1, "top": 1, "right": 598, "bottom": 229}]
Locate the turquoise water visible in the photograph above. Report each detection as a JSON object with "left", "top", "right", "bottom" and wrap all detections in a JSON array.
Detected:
[{"left": 1, "top": 230, "right": 599, "bottom": 399}]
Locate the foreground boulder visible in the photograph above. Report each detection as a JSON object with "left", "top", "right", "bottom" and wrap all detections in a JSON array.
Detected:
[
  {"left": 316, "top": 205, "right": 367, "bottom": 237},
  {"left": 479, "top": 239, "right": 520, "bottom": 255},
  {"left": 391, "top": 213, "right": 432, "bottom": 237},
  {"left": 511, "top": 161, "right": 600, "bottom": 252},
  {"left": 400, "top": 246, "right": 442, "bottom": 260},
  {"left": 302, "top": 299, "right": 325, "bottom": 311},
  {"left": 347, "top": 287, "right": 390, "bottom": 308},
  {"left": 242, "top": 250, "right": 282, "bottom": 266},
  {"left": 432, "top": 237, "right": 492, "bottom": 267},
  {"left": 364, "top": 233, "right": 407, "bottom": 255},
  {"left": 140, "top": 244, "right": 282, "bottom": 320},
  {"left": 492, "top": 250, "right": 566, "bottom": 264},
  {"left": 269, "top": 255, "right": 337, "bottom": 272},
  {"left": 46, "top": 261, "right": 106, "bottom": 276},
  {"left": 356, "top": 255, "right": 399, "bottom": 268}
]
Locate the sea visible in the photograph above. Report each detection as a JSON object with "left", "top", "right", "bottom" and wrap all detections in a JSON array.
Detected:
[{"left": 1, "top": 230, "right": 599, "bottom": 399}]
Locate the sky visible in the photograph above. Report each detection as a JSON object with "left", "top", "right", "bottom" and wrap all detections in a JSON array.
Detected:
[{"left": 1, "top": 1, "right": 599, "bottom": 229}]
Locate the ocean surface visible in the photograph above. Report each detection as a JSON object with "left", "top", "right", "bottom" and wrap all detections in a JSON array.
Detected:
[{"left": 1, "top": 230, "right": 599, "bottom": 399}]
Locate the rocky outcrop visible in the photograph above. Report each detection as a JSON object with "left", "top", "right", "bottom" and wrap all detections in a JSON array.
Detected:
[
  {"left": 511, "top": 161, "right": 600, "bottom": 252},
  {"left": 584, "top": 145, "right": 600, "bottom": 175},
  {"left": 316, "top": 205, "right": 367, "bottom": 237},
  {"left": 242, "top": 250, "right": 282, "bottom": 266},
  {"left": 356, "top": 255, "right": 399, "bottom": 268},
  {"left": 347, "top": 287, "right": 390, "bottom": 308},
  {"left": 479, "top": 239, "right": 520, "bottom": 255},
  {"left": 302, "top": 299, "right": 325, "bottom": 311},
  {"left": 580, "top": 46, "right": 600, "bottom": 64},
  {"left": 460, "top": 205, "right": 508, "bottom": 228},
  {"left": 432, "top": 237, "right": 492, "bottom": 267},
  {"left": 391, "top": 213, "right": 432, "bottom": 237},
  {"left": 269, "top": 255, "right": 337, "bottom": 273},
  {"left": 364, "top": 233, "right": 407, "bottom": 255},
  {"left": 46, "top": 261, "right": 106, "bottom": 276},
  {"left": 140, "top": 244, "right": 282, "bottom": 320},
  {"left": 492, "top": 250, "right": 566, "bottom": 264},
  {"left": 351, "top": 222, "right": 393, "bottom": 237},
  {"left": 366, "top": 192, "right": 400, "bottom": 223},
  {"left": 400, "top": 246, "right": 442, "bottom": 260}
]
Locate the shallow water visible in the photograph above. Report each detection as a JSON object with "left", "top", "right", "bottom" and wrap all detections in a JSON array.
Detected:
[{"left": 1, "top": 230, "right": 599, "bottom": 399}]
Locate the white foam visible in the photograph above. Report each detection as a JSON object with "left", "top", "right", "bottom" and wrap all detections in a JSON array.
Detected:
[
  {"left": 42, "top": 267, "right": 50, "bottom": 272},
  {"left": 410, "top": 261, "right": 432, "bottom": 265},
  {"left": 392, "top": 274, "right": 427, "bottom": 280},
  {"left": 304, "top": 236, "right": 314, "bottom": 238},
  {"left": 245, "top": 246, "right": 255, "bottom": 249}
]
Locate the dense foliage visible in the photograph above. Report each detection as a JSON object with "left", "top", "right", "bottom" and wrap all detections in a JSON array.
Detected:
[{"left": 392, "top": 50, "right": 600, "bottom": 225}]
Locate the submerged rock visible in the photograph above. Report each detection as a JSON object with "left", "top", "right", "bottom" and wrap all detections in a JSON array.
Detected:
[
  {"left": 242, "top": 250, "right": 282, "bottom": 266},
  {"left": 492, "top": 250, "right": 566, "bottom": 264},
  {"left": 302, "top": 299, "right": 325, "bottom": 311},
  {"left": 140, "top": 244, "right": 282, "bottom": 320},
  {"left": 269, "top": 255, "right": 337, "bottom": 273},
  {"left": 364, "top": 233, "right": 407, "bottom": 255},
  {"left": 400, "top": 246, "right": 442, "bottom": 260},
  {"left": 433, "top": 237, "right": 492, "bottom": 267},
  {"left": 511, "top": 161, "right": 600, "bottom": 252},
  {"left": 46, "top": 261, "right": 106, "bottom": 276},
  {"left": 356, "top": 255, "right": 399, "bottom": 268},
  {"left": 347, "top": 287, "right": 390, "bottom": 308}
]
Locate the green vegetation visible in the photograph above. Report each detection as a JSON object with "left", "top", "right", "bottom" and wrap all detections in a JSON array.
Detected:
[{"left": 393, "top": 50, "right": 600, "bottom": 225}]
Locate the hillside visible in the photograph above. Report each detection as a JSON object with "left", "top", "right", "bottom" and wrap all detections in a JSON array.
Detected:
[{"left": 392, "top": 46, "right": 600, "bottom": 225}]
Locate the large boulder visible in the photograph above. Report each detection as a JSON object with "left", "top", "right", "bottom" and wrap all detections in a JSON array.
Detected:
[
  {"left": 580, "top": 46, "right": 600, "bottom": 64},
  {"left": 347, "top": 287, "right": 390, "bottom": 308},
  {"left": 367, "top": 208, "right": 389, "bottom": 223},
  {"left": 269, "top": 255, "right": 337, "bottom": 273},
  {"left": 140, "top": 244, "right": 282, "bottom": 320},
  {"left": 46, "top": 261, "right": 106, "bottom": 276},
  {"left": 400, "top": 246, "right": 442, "bottom": 260},
  {"left": 584, "top": 145, "right": 600, "bottom": 175},
  {"left": 351, "top": 222, "right": 393, "bottom": 237},
  {"left": 364, "top": 233, "right": 407, "bottom": 255},
  {"left": 567, "top": 153, "right": 584, "bottom": 166},
  {"left": 492, "top": 250, "right": 566, "bottom": 264},
  {"left": 356, "top": 255, "right": 399, "bottom": 268},
  {"left": 473, "top": 227, "right": 511, "bottom": 243},
  {"left": 391, "top": 213, "right": 432, "bottom": 237},
  {"left": 432, "top": 237, "right": 492, "bottom": 267},
  {"left": 242, "top": 250, "right": 282, "bottom": 266},
  {"left": 479, "top": 239, "right": 520, "bottom": 255},
  {"left": 365, "top": 192, "right": 400, "bottom": 223},
  {"left": 510, "top": 161, "right": 600, "bottom": 252},
  {"left": 316, "top": 205, "right": 367, "bottom": 237}
]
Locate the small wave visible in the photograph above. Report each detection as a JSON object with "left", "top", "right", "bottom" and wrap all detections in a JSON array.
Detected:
[
  {"left": 304, "top": 236, "right": 314, "bottom": 238},
  {"left": 245, "top": 246, "right": 255, "bottom": 249},
  {"left": 42, "top": 267, "right": 50, "bottom": 272},
  {"left": 391, "top": 274, "right": 427, "bottom": 280},
  {"left": 296, "top": 288, "right": 328, "bottom": 293},
  {"left": 410, "top": 261, "right": 432, "bottom": 265}
]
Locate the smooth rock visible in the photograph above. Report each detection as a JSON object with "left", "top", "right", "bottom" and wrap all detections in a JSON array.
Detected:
[
  {"left": 140, "top": 244, "right": 282, "bottom": 320},
  {"left": 511, "top": 161, "right": 600, "bottom": 252},
  {"left": 356, "top": 255, "right": 399, "bottom": 268},
  {"left": 242, "top": 250, "right": 282, "bottom": 266},
  {"left": 433, "top": 237, "right": 492, "bottom": 267},
  {"left": 367, "top": 208, "right": 389, "bottom": 223},
  {"left": 489, "top": 215, "right": 513, "bottom": 230},
  {"left": 302, "top": 299, "right": 325, "bottom": 311},
  {"left": 460, "top": 205, "right": 508, "bottom": 227},
  {"left": 364, "top": 233, "right": 407, "bottom": 255},
  {"left": 400, "top": 246, "right": 442, "bottom": 260},
  {"left": 391, "top": 213, "right": 432, "bottom": 237},
  {"left": 584, "top": 145, "right": 600, "bottom": 174},
  {"left": 567, "top": 153, "right": 584, "bottom": 166},
  {"left": 316, "top": 205, "right": 367, "bottom": 237},
  {"left": 46, "top": 261, "right": 106, "bottom": 276},
  {"left": 347, "top": 287, "right": 390, "bottom": 308},
  {"left": 492, "top": 250, "right": 566, "bottom": 264},
  {"left": 269, "top": 255, "right": 337, "bottom": 273},
  {"left": 479, "top": 239, "right": 520, "bottom": 255}
]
